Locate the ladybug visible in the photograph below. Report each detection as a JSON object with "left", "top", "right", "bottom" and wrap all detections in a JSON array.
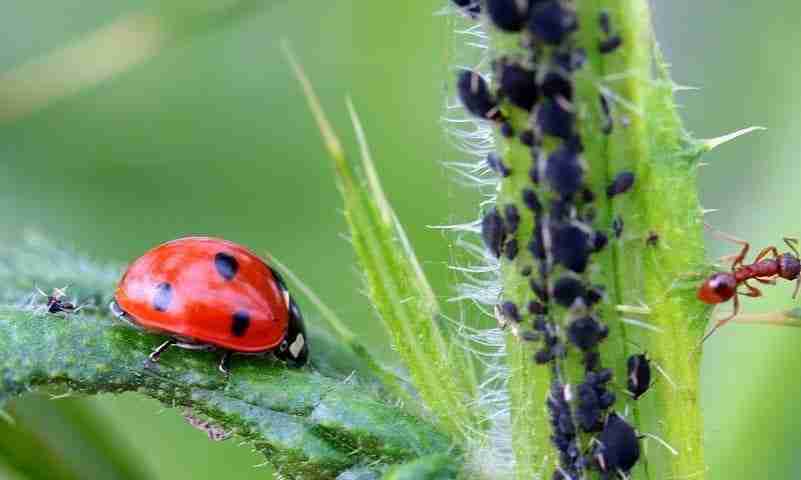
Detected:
[{"left": 110, "top": 237, "right": 308, "bottom": 374}]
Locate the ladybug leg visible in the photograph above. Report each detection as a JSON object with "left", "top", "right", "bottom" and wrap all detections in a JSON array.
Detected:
[
  {"left": 148, "top": 339, "right": 175, "bottom": 363},
  {"left": 218, "top": 351, "right": 232, "bottom": 376}
]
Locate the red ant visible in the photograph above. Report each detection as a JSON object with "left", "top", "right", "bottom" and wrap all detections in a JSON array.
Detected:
[{"left": 697, "top": 227, "right": 800, "bottom": 343}]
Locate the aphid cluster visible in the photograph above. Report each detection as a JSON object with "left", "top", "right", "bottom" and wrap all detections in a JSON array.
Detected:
[{"left": 456, "top": 2, "right": 643, "bottom": 477}]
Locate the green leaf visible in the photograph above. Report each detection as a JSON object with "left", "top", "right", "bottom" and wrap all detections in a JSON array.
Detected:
[
  {"left": 286, "top": 48, "right": 480, "bottom": 440},
  {"left": 0, "top": 236, "right": 453, "bottom": 479}
]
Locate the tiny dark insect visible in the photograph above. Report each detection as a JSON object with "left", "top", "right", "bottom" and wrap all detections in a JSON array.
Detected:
[
  {"left": 599, "top": 35, "right": 623, "bottom": 54},
  {"left": 497, "top": 61, "right": 539, "bottom": 110},
  {"left": 551, "top": 223, "right": 592, "bottom": 273},
  {"left": 486, "top": 153, "right": 511, "bottom": 177},
  {"left": 486, "top": 0, "right": 530, "bottom": 31},
  {"left": 698, "top": 226, "right": 801, "bottom": 343},
  {"left": 646, "top": 230, "right": 660, "bottom": 247},
  {"left": 528, "top": 1, "right": 579, "bottom": 45},
  {"left": 545, "top": 143, "right": 585, "bottom": 198},
  {"left": 536, "top": 97, "right": 575, "bottom": 140},
  {"left": 552, "top": 276, "right": 586, "bottom": 308},
  {"left": 607, "top": 171, "right": 636, "bottom": 198},
  {"left": 38, "top": 287, "right": 79, "bottom": 314},
  {"left": 481, "top": 207, "right": 507, "bottom": 258},
  {"left": 612, "top": 216, "right": 624, "bottom": 238},
  {"left": 539, "top": 70, "right": 573, "bottom": 101},
  {"left": 504, "top": 238, "right": 520, "bottom": 260},
  {"left": 599, "top": 93, "right": 613, "bottom": 135},
  {"left": 522, "top": 188, "right": 542, "bottom": 213},
  {"left": 519, "top": 129, "right": 536, "bottom": 146},
  {"left": 627, "top": 353, "right": 652, "bottom": 400},
  {"left": 567, "top": 315, "right": 607, "bottom": 351},
  {"left": 456, "top": 69, "right": 501, "bottom": 121},
  {"left": 450, "top": 0, "right": 481, "bottom": 17},
  {"left": 595, "top": 413, "right": 641, "bottom": 475},
  {"left": 504, "top": 204, "right": 521, "bottom": 234}
]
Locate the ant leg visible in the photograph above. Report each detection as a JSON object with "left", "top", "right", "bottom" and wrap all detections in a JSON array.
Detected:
[
  {"left": 784, "top": 237, "right": 800, "bottom": 257},
  {"left": 754, "top": 275, "right": 777, "bottom": 285},
  {"left": 753, "top": 246, "right": 780, "bottom": 263},
  {"left": 148, "top": 339, "right": 175, "bottom": 363},
  {"left": 701, "top": 294, "right": 740, "bottom": 344},
  {"left": 739, "top": 281, "right": 762, "bottom": 298},
  {"left": 704, "top": 223, "right": 750, "bottom": 269}
]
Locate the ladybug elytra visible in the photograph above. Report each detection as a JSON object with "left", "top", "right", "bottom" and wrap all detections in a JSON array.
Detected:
[{"left": 111, "top": 237, "right": 308, "bottom": 374}]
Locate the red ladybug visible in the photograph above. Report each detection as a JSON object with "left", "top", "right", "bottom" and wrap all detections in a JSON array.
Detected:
[{"left": 111, "top": 237, "right": 308, "bottom": 374}]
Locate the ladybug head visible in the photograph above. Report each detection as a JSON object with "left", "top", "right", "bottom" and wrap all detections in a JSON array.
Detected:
[
  {"left": 275, "top": 297, "right": 308, "bottom": 367},
  {"left": 697, "top": 272, "right": 737, "bottom": 304}
]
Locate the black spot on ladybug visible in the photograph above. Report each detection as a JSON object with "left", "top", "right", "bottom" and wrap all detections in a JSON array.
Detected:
[
  {"left": 546, "top": 143, "right": 584, "bottom": 198},
  {"left": 486, "top": 0, "right": 530, "bottom": 31},
  {"left": 596, "top": 413, "right": 640, "bottom": 474},
  {"left": 497, "top": 62, "right": 539, "bottom": 110},
  {"left": 152, "top": 282, "right": 173, "bottom": 312},
  {"left": 607, "top": 171, "right": 636, "bottom": 198},
  {"left": 214, "top": 252, "right": 239, "bottom": 281},
  {"left": 627, "top": 353, "right": 652, "bottom": 400},
  {"left": 231, "top": 310, "right": 251, "bottom": 337},
  {"left": 457, "top": 69, "right": 500, "bottom": 120},
  {"left": 600, "top": 35, "right": 623, "bottom": 54},
  {"left": 528, "top": 1, "right": 578, "bottom": 45}
]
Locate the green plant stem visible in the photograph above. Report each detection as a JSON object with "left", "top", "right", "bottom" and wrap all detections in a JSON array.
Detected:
[
  {"left": 490, "top": 1, "right": 708, "bottom": 478},
  {"left": 0, "top": 237, "right": 454, "bottom": 480}
]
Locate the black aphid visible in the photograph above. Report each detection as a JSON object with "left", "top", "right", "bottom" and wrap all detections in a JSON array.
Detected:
[
  {"left": 500, "top": 122, "right": 515, "bottom": 137},
  {"left": 530, "top": 279, "right": 549, "bottom": 303},
  {"left": 553, "top": 48, "right": 586, "bottom": 73},
  {"left": 504, "top": 204, "right": 521, "bottom": 233},
  {"left": 567, "top": 315, "right": 605, "bottom": 351},
  {"left": 529, "top": 1, "right": 579, "bottom": 45},
  {"left": 552, "top": 276, "right": 586, "bottom": 307},
  {"left": 600, "top": 35, "right": 623, "bottom": 54},
  {"left": 646, "top": 230, "right": 660, "bottom": 247},
  {"left": 522, "top": 188, "right": 542, "bottom": 213},
  {"left": 536, "top": 98, "right": 575, "bottom": 140},
  {"left": 540, "top": 71, "right": 573, "bottom": 101},
  {"left": 482, "top": 207, "right": 507, "bottom": 258},
  {"left": 535, "top": 348, "right": 555, "bottom": 364},
  {"left": 593, "top": 231, "right": 609, "bottom": 252},
  {"left": 520, "top": 129, "right": 536, "bottom": 146},
  {"left": 529, "top": 222, "right": 546, "bottom": 260},
  {"left": 521, "top": 330, "right": 541, "bottom": 342},
  {"left": 521, "top": 265, "right": 533, "bottom": 276},
  {"left": 585, "top": 286, "right": 604, "bottom": 306},
  {"left": 599, "top": 390, "right": 616, "bottom": 409},
  {"left": 504, "top": 238, "right": 519, "bottom": 260},
  {"left": 487, "top": 0, "right": 530, "bottom": 32},
  {"left": 627, "top": 353, "right": 652, "bottom": 400},
  {"left": 551, "top": 223, "right": 591, "bottom": 272},
  {"left": 498, "top": 61, "right": 539, "bottom": 110},
  {"left": 545, "top": 144, "right": 584, "bottom": 198},
  {"left": 457, "top": 69, "right": 500, "bottom": 120},
  {"left": 486, "top": 153, "right": 511, "bottom": 177},
  {"left": 528, "top": 163, "right": 541, "bottom": 184},
  {"left": 599, "top": 11, "right": 611, "bottom": 34},
  {"left": 501, "top": 301, "right": 521, "bottom": 322},
  {"left": 612, "top": 216, "right": 624, "bottom": 238},
  {"left": 599, "top": 93, "right": 613, "bottom": 135},
  {"left": 550, "top": 198, "right": 572, "bottom": 221},
  {"left": 607, "top": 171, "right": 636, "bottom": 198},
  {"left": 576, "top": 383, "right": 602, "bottom": 432},
  {"left": 528, "top": 300, "right": 547, "bottom": 315},
  {"left": 596, "top": 413, "right": 641, "bottom": 474},
  {"left": 451, "top": 0, "right": 481, "bottom": 17}
]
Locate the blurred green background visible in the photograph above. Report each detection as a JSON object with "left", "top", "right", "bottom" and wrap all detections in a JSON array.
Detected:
[{"left": 1, "top": 1, "right": 799, "bottom": 478}]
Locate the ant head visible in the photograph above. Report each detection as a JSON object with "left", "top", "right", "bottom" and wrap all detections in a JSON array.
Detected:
[{"left": 697, "top": 272, "right": 737, "bottom": 304}]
